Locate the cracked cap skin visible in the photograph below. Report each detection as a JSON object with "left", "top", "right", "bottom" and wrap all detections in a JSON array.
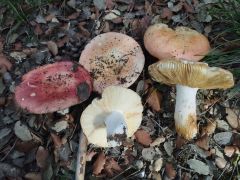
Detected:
[{"left": 148, "top": 59, "right": 234, "bottom": 89}]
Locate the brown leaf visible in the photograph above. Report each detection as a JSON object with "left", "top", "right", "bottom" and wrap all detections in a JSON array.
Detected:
[
  {"left": 36, "top": 146, "right": 49, "bottom": 168},
  {"left": 165, "top": 163, "right": 176, "bottom": 179},
  {"left": 45, "top": 14, "right": 55, "bottom": 21},
  {"left": 195, "top": 134, "right": 209, "bottom": 150},
  {"left": 183, "top": 2, "right": 195, "bottom": 13},
  {"left": 161, "top": 8, "right": 173, "bottom": 20},
  {"left": 56, "top": 36, "right": 69, "bottom": 48},
  {"left": 24, "top": 172, "right": 42, "bottom": 180},
  {"left": 34, "top": 24, "right": 43, "bottom": 35},
  {"left": 176, "top": 135, "right": 187, "bottom": 149},
  {"left": 224, "top": 146, "right": 240, "bottom": 157},
  {"left": 78, "top": 22, "right": 91, "bottom": 38},
  {"left": 226, "top": 108, "right": 239, "bottom": 129},
  {"left": 67, "top": 12, "right": 80, "bottom": 20},
  {"left": 104, "top": 158, "right": 122, "bottom": 177},
  {"left": 106, "top": 0, "right": 115, "bottom": 9},
  {"left": 201, "top": 120, "right": 216, "bottom": 136},
  {"left": 14, "top": 42, "right": 22, "bottom": 51},
  {"left": 15, "top": 140, "right": 38, "bottom": 153},
  {"left": 50, "top": 133, "right": 62, "bottom": 148},
  {"left": 93, "top": 152, "right": 106, "bottom": 175},
  {"left": 146, "top": 88, "right": 162, "bottom": 112},
  {"left": 86, "top": 151, "right": 97, "bottom": 161},
  {"left": 0, "top": 53, "right": 12, "bottom": 70},
  {"left": 47, "top": 41, "right": 58, "bottom": 56},
  {"left": 134, "top": 129, "right": 152, "bottom": 146}
]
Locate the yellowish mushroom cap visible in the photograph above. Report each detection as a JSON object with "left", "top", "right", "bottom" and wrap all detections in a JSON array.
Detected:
[
  {"left": 144, "top": 23, "right": 210, "bottom": 61},
  {"left": 148, "top": 59, "right": 234, "bottom": 89},
  {"left": 80, "top": 86, "right": 143, "bottom": 147}
]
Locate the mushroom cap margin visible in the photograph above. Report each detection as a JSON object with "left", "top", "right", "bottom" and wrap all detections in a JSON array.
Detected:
[
  {"left": 80, "top": 86, "right": 143, "bottom": 147},
  {"left": 148, "top": 59, "right": 234, "bottom": 89}
]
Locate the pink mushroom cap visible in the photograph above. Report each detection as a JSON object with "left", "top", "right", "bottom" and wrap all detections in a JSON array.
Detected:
[
  {"left": 15, "top": 61, "right": 92, "bottom": 114},
  {"left": 79, "top": 32, "right": 145, "bottom": 93}
]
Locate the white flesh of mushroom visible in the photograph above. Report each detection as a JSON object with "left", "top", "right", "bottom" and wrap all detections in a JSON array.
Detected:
[
  {"left": 174, "top": 85, "right": 198, "bottom": 138},
  {"left": 104, "top": 111, "right": 127, "bottom": 147}
]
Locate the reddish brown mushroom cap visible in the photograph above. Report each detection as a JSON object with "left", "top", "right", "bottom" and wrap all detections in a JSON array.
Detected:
[
  {"left": 15, "top": 61, "right": 92, "bottom": 114},
  {"left": 79, "top": 32, "right": 145, "bottom": 93}
]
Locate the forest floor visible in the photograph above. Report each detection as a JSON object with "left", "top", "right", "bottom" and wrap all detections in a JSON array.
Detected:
[{"left": 0, "top": 0, "right": 239, "bottom": 179}]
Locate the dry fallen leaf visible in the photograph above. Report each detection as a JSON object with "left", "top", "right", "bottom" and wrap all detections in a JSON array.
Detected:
[
  {"left": 86, "top": 151, "right": 97, "bottom": 161},
  {"left": 36, "top": 146, "right": 49, "bottom": 168},
  {"left": 0, "top": 53, "right": 12, "bottom": 70},
  {"left": 195, "top": 134, "right": 209, "bottom": 150},
  {"left": 134, "top": 129, "right": 152, "bottom": 146},
  {"left": 215, "top": 157, "right": 229, "bottom": 169},
  {"left": 34, "top": 24, "right": 43, "bottom": 35},
  {"left": 224, "top": 146, "right": 240, "bottom": 157},
  {"left": 226, "top": 108, "right": 239, "bottom": 129},
  {"left": 146, "top": 88, "right": 162, "bottom": 112},
  {"left": 56, "top": 36, "right": 70, "bottom": 48},
  {"left": 104, "top": 158, "right": 122, "bottom": 177},
  {"left": 153, "top": 158, "right": 163, "bottom": 172},
  {"left": 214, "top": 132, "right": 233, "bottom": 145},
  {"left": 50, "top": 133, "right": 62, "bottom": 148},
  {"left": 165, "top": 163, "right": 176, "bottom": 179},
  {"left": 47, "top": 41, "right": 58, "bottom": 56},
  {"left": 93, "top": 152, "right": 106, "bottom": 175},
  {"left": 150, "top": 136, "right": 165, "bottom": 147},
  {"left": 24, "top": 172, "right": 42, "bottom": 180},
  {"left": 187, "top": 159, "right": 210, "bottom": 175},
  {"left": 161, "top": 7, "right": 173, "bottom": 20},
  {"left": 176, "top": 135, "right": 187, "bottom": 149},
  {"left": 201, "top": 120, "right": 216, "bottom": 136}
]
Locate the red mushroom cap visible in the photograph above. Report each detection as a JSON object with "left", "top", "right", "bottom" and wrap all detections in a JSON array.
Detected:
[{"left": 15, "top": 61, "right": 92, "bottom": 114}]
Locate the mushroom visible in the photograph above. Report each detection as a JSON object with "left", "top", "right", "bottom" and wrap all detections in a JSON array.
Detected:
[
  {"left": 144, "top": 23, "right": 210, "bottom": 61},
  {"left": 148, "top": 59, "right": 234, "bottom": 139},
  {"left": 15, "top": 61, "right": 92, "bottom": 114},
  {"left": 80, "top": 86, "right": 143, "bottom": 147},
  {"left": 79, "top": 32, "right": 145, "bottom": 93}
]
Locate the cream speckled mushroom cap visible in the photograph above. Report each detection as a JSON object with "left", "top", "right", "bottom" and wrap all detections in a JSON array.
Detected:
[
  {"left": 144, "top": 23, "right": 210, "bottom": 61},
  {"left": 79, "top": 32, "right": 145, "bottom": 93},
  {"left": 148, "top": 59, "right": 234, "bottom": 89},
  {"left": 80, "top": 86, "right": 143, "bottom": 147}
]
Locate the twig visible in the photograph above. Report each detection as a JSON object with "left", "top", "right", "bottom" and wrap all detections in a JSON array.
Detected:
[
  {"left": 0, "top": 138, "right": 18, "bottom": 161},
  {"left": 75, "top": 131, "right": 88, "bottom": 180}
]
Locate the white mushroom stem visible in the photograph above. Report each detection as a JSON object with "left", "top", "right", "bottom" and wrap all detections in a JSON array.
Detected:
[
  {"left": 104, "top": 111, "right": 127, "bottom": 147},
  {"left": 174, "top": 85, "right": 198, "bottom": 139}
]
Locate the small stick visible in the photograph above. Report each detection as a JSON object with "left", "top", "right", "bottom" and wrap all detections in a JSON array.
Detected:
[{"left": 75, "top": 131, "right": 88, "bottom": 180}]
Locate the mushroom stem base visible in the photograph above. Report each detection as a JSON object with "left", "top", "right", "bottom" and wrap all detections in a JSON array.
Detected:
[
  {"left": 174, "top": 85, "right": 198, "bottom": 139},
  {"left": 104, "top": 111, "right": 127, "bottom": 147}
]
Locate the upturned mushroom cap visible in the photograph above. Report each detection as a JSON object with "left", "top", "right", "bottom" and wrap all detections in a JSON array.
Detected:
[
  {"left": 79, "top": 32, "right": 145, "bottom": 93},
  {"left": 148, "top": 59, "right": 234, "bottom": 89},
  {"left": 144, "top": 23, "right": 210, "bottom": 61},
  {"left": 80, "top": 86, "right": 143, "bottom": 147},
  {"left": 15, "top": 61, "right": 92, "bottom": 114}
]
